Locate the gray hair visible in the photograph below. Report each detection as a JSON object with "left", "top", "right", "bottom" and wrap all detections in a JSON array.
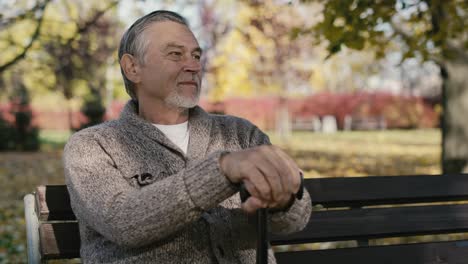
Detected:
[{"left": 118, "top": 10, "right": 189, "bottom": 100}]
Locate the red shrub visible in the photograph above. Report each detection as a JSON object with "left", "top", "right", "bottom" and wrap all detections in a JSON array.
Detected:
[{"left": 202, "top": 92, "right": 439, "bottom": 130}]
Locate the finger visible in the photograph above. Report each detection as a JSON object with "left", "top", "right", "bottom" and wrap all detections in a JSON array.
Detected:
[
  {"left": 262, "top": 146, "right": 295, "bottom": 206},
  {"left": 241, "top": 196, "right": 266, "bottom": 215},
  {"left": 273, "top": 147, "right": 301, "bottom": 194},
  {"left": 267, "top": 146, "right": 300, "bottom": 209},
  {"left": 256, "top": 146, "right": 285, "bottom": 203},
  {"left": 244, "top": 179, "right": 281, "bottom": 208},
  {"left": 270, "top": 147, "right": 294, "bottom": 193},
  {"left": 243, "top": 179, "right": 261, "bottom": 200},
  {"left": 242, "top": 165, "right": 272, "bottom": 201}
]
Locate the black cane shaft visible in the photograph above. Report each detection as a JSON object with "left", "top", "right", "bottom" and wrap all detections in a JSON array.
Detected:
[{"left": 257, "top": 208, "right": 268, "bottom": 264}]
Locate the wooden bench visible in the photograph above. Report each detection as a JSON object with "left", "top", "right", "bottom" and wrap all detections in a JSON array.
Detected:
[
  {"left": 344, "top": 115, "right": 387, "bottom": 130},
  {"left": 24, "top": 186, "right": 79, "bottom": 263},
  {"left": 24, "top": 174, "right": 468, "bottom": 263}
]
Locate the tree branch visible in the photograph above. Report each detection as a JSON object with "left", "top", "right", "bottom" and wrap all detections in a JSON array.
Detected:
[
  {"left": 65, "top": 0, "right": 119, "bottom": 47},
  {"left": 389, "top": 18, "right": 445, "bottom": 64},
  {"left": 0, "top": 0, "right": 49, "bottom": 29},
  {"left": 0, "top": 0, "right": 118, "bottom": 74},
  {"left": 0, "top": 0, "right": 51, "bottom": 73}
]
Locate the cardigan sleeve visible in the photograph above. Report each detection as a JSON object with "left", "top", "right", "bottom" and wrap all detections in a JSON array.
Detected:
[{"left": 64, "top": 130, "right": 237, "bottom": 249}]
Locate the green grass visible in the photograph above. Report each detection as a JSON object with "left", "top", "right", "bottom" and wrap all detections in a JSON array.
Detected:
[
  {"left": 39, "top": 129, "right": 72, "bottom": 150},
  {"left": 267, "top": 129, "right": 441, "bottom": 177},
  {"left": 268, "top": 129, "right": 440, "bottom": 154}
]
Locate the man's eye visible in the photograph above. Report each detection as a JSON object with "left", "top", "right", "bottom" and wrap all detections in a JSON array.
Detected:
[
  {"left": 169, "top": 51, "right": 184, "bottom": 60},
  {"left": 193, "top": 54, "right": 201, "bottom": 61}
]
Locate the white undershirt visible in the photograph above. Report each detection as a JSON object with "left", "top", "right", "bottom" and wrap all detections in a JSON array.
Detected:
[{"left": 153, "top": 121, "right": 190, "bottom": 154}]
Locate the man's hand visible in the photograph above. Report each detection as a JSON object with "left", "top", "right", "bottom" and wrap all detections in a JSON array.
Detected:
[{"left": 219, "top": 145, "right": 301, "bottom": 214}]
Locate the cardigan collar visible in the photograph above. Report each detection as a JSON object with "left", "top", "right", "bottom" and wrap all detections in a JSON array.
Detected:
[{"left": 119, "top": 100, "right": 212, "bottom": 160}]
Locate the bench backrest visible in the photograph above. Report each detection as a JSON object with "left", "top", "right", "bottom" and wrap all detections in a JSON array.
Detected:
[
  {"left": 25, "top": 174, "right": 468, "bottom": 263},
  {"left": 274, "top": 174, "right": 468, "bottom": 263}
]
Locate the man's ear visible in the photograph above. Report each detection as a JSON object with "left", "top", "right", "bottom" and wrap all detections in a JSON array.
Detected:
[{"left": 120, "top": 54, "right": 141, "bottom": 83}]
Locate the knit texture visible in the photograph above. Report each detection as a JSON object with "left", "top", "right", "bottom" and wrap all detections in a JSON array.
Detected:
[{"left": 63, "top": 100, "right": 312, "bottom": 263}]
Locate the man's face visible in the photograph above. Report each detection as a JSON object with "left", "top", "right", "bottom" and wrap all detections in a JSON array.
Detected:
[{"left": 135, "top": 21, "right": 202, "bottom": 108}]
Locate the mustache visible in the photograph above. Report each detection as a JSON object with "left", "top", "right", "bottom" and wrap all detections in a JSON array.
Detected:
[{"left": 178, "top": 74, "right": 200, "bottom": 83}]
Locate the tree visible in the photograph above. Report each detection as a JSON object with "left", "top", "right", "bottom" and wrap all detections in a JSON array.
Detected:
[
  {"left": 40, "top": 0, "right": 119, "bottom": 129},
  {"left": 1, "top": 0, "right": 120, "bottom": 130},
  {"left": 205, "top": 0, "right": 323, "bottom": 100},
  {"left": 0, "top": 0, "right": 51, "bottom": 73},
  {"left": 0, "top": 71, "right": 40, "bottom": 151},
  {"left": 301, "top": 0, "right": 467, "bottom": 173}
]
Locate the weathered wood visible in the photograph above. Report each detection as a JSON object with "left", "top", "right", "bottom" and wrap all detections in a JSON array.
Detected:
[
  {"left": 35, "top": 185, "right": 76, "bottom": 221},
  {"left": 272, "top": 204, "right": 468, "bottom": 245},
  {"left": 39, "top": 223, "right": 80, "bottom": 259},
  {"left": 275, "top": 240, "right": 468, "bottom": 264},
  {"left": 307, "top": 174, "right": 468, "bottom": 207}
]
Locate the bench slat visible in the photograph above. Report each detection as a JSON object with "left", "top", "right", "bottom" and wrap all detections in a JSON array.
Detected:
[
  {"left": 272, "top": 204, "right": 468, "bottom": 245},
  {"left": 275, "top": 240, "right": 468, "bottom": 264},
  {"left": 36, "top": 185, "right": 76, "bottom": 221},
  {"left": 39, "top": 223, "right": 81, "bottom": 259},
  {"left": 308, "top": 174, "right": 468, "bottom": 207}
]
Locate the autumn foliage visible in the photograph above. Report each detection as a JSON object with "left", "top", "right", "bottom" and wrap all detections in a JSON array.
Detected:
[
  {"left": 200, "top": 92, "right": 439, "bottom": 130},
  {"left": 289, "top": 92, "right": 439, "bottom": 129}
]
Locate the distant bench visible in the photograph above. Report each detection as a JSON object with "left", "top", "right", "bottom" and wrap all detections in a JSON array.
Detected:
[
  {"left": 25, "top": 174, "right": 468, "bottom": 263},
  {"left": 291, "top": 115, "right": 387, "bottom": 132},
  {"left": 344, "top": 115, "right": 387, "bottom": 130}
]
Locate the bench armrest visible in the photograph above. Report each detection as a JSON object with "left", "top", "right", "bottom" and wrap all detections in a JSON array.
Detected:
[{"left": 24, "top": 194, "right": 41, "bottom": 264}]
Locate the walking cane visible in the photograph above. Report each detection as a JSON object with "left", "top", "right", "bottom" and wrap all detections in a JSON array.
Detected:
[{"left": 240, "top": 173, "right": 304, "bottom": 264}]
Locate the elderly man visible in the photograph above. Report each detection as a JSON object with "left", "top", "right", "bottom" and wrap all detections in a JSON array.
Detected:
[{"left": 64, "top": 10, "right": 311, "bottom": 263}]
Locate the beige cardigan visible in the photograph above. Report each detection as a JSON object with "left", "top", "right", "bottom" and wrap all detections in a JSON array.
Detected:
[{"left": 64, "top": 100, "right": 312, "bottom": 263}]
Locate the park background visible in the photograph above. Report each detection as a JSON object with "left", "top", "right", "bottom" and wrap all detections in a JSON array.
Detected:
[{"left": 0, "top": 0, "right": 466, "bottom": 262}]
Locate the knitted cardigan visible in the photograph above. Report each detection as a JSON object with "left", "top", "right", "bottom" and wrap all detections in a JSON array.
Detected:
[{"left": 63, "top": 100, "right": 312, "bottom": 264}]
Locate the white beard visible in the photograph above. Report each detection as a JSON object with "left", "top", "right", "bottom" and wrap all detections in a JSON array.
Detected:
[{"left": 165, "top": 87, "right": 200, "bottom": 108}]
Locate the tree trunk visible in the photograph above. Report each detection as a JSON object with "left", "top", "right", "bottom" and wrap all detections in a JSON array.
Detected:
[{"left": 441, "top": 55, "right": 468, "bottom": 173}]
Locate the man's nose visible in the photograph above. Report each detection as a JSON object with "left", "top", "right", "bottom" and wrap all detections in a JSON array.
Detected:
[{"left": 183, "top": 57, "right": 202, "bottom": 73}]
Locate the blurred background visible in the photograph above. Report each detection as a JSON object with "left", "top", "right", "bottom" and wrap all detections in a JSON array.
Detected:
[{"left": 0, "top": 0, "right": 466, "bottom": 262}]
